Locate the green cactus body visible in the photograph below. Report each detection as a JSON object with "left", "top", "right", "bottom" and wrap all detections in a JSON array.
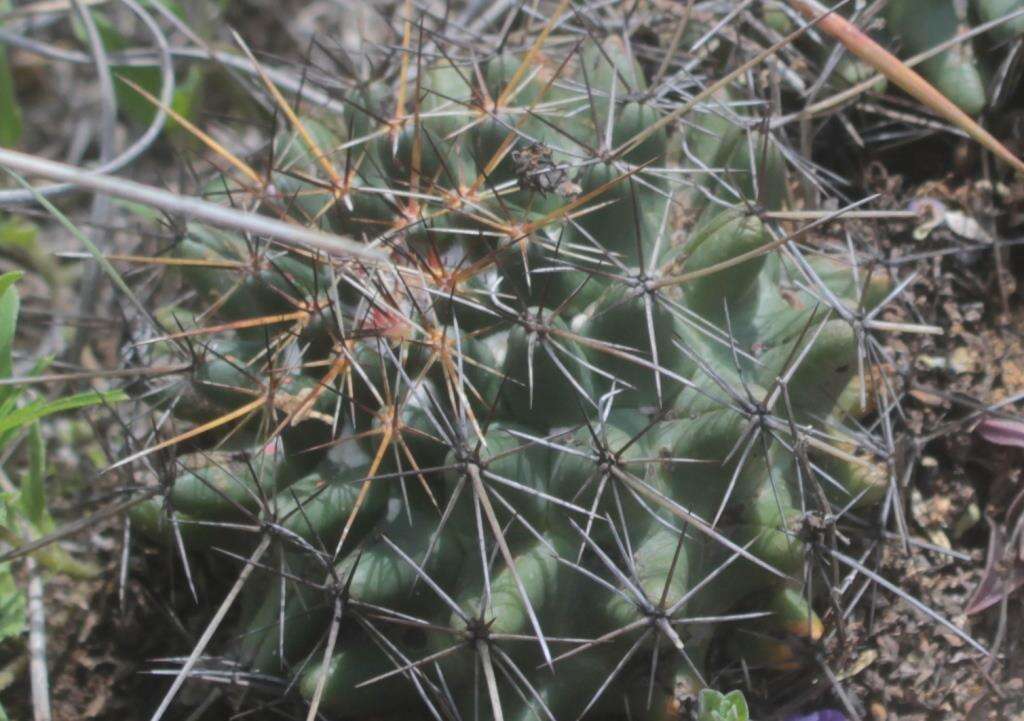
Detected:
[
  {"left": 603, "top": 523, "right": 692, "bottom": 629},
  {"left": 886, "top": 0, "right": 989, "bottom": 115},
  {"left": 273, "top": 463, "right": 386, "bottom": 549},
  {"left": 760, "top": 2, "right": 889, "bottom": 94},
  {"left": 501, "top": 308, "right": 595, "bottom": 426},
  {"left": 453, "top": 534, "right": 570, "bottom": 637},
  {"left": 684, "top": 89, "right": 787, "bottom": 218},
  {"left": 133, "top": 31, "right": 897, "bottom": 720},
  {"left": 169, "top": 459, "right": 274, "bottom": 520},
  {"left": 973, "top": 0, "right": 1024, "bottom": 42},
  {"left": 298, "top": 631, "right": 439, "bottom": 716}
]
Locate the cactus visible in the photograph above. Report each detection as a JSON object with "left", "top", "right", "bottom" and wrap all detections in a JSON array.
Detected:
[
  {"left": 759, "top": 1, "right": 889, "bottom": 93},
  {"left": 884, "top": 0, "right": 1024, "bottom": 114},
  {"left": 765, "top": 0, "right": 1024, "bottom": 116},
  {"left": 974, "top": 0, "right": 1024, "bottom": 42},
  {"left": 886, "top": 0, "right": 989, "bottom": 115},
  {"left": 132, "top": 14, "right": 900, "bottom": 720}
]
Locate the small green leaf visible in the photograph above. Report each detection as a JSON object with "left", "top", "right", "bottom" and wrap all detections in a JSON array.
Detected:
[
  {"left": 67, "top": 6, "right": 202, "bottom": 128},
  {"left": 168, "top": 65, "right": 204, "bottom": 132},
  {"left": 0, "top": 274, "right": 21, "bottom": 379},
  {"left": 70, "top": 10, "right": 143, "bottom": 119},
  {"left": 141, "top": 0, "right": 187, "bottom": 20},
  {"left": 0, "top": 354, "right": 53, "bottom": 420},
  {"left": 0, "top": 490, "right": 15, "bottom": 530},
  {"left": 112, "top": 199, "right": 163, "bottom": 221},
  {"left": 0, "top": 215, "right": 59, "bottom": 287},
  {"left": 0, "top": 43, "right": 22, "bottom": 148},
  {"left": 20, "top": 422, "right": 46, "bottom": 528},
  {"left": 0, "top": 389, "right": 127, "bottom": 437},
  {"left": 0, "top": 562, "right": 26, "bottom": 643},
  {"left": 698, "top": 688, "right": 750, "bottom": 721},
  {"left": 114, "top": 65, "right": 164, "bottom": 125},
  {"left": 0, "top": 271, "right": 22, "bottom": 305},
  {"left": 0, "top": 216, "right": 36, "bottom": 251}
]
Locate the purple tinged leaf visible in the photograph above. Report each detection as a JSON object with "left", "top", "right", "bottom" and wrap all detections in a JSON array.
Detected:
[
  {"left": 784, "top": 711, "right": 848, "bottom": 721},
  {"left": 967, "top": 516, "right": 1024, "bottom": 615},
  {"left": 975, "top": 417, "right": 1024, "bottom": 449}
]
